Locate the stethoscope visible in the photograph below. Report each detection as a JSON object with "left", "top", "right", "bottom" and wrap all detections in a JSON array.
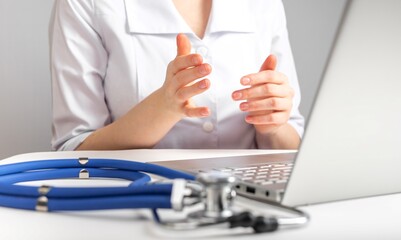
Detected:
[{"left": 0, "top": 157, "right": 309, "bottom": 234}]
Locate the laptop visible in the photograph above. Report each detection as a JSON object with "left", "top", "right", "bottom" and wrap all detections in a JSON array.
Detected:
[{"left": 150, "top": 0, "right": 401, "bottom": 206}]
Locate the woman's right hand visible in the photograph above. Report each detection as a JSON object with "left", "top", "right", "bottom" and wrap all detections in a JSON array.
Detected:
[
  {"left": 76, "top": 34, "right": 211, "bottom": 150},
  {"left": 158, "top": 33, "right": 212, "bottom": 118}
]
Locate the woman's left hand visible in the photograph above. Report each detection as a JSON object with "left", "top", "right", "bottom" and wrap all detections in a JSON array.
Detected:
[{"left": 232, "top": 54, "right": 294, "bottom": 136}]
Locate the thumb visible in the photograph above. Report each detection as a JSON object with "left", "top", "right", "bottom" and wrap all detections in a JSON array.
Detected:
[
  {"left": 260, "top": 54, "right": 277, "bottom": 71},
  {"left": 176, "top": 33, "right": 191, "bottom": 56}
]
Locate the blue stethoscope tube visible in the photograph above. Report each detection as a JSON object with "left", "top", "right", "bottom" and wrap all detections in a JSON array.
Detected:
[{"left": 0, "top": 158, "right": 195, "bottom": 212}]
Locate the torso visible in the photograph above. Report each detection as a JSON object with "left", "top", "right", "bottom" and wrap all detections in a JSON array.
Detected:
[{"left": 52, "top": 0, "right": 303, "bottom": 149}]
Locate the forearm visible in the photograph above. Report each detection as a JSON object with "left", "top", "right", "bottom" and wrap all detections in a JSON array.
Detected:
[
  {"left": 255, "top": 123, "right": 301, "bottom": 150},
  {"left": 77, "top": 89, "right": 181, "bottom": 150}
]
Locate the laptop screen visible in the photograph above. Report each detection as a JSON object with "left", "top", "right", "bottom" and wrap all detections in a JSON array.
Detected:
[{"left": 283, "top": 0, "right": 401, "bottom": 206}]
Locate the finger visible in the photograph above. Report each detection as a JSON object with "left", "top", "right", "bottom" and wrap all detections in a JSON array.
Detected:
[
  {"left": 173, "top": 63, "right": 212, "bottom": 87},
  {"left": 240, "top": 70, "right": 287, "bottom": 86},
  {"left": 169, "top": 54, "right": 203, "bottom": 75},
  {"left": 239, "top": 98, "right": 292, "bottom": 112},
  {"left": 245, "top": 111, "right": 289, "bottom": 125},
  {"left": 176, "top": 79, "right": 210, "bottom": 101},
  {"left": 260, "top": 54, "right": 277, "bottom": 71},
  {"left": 184, "top": 106, "right": 210, "bottom": 118},
  {"left": 176, "top": 33, "right": 191, "bottom": 56},
  {"left": 232, "top": 83, "right": 292, "bottom": 100},
  {"left": 246, "top": 110, "right": 274, "bottom": 118}
]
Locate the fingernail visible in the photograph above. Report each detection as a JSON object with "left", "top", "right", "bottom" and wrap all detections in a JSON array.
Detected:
[
  {"left": 199, "top": 64, "right": 210, "bottom": 74},
  {"left": 241, "top": 77, "right": 251, "bottom": 85},
  {"left": 201, "top": 109, "right": 210, "bottom": 116},
  {"left": 240, "top": 102, "right": 249, "bottom": 111},
  {"left": 245, "top": 116, "right": 253, "bottom": 123},
  {"left": 199, "top": 80, "right": 207, "bottom": 89},
  {"left": 192, "top": 55, "right": 201, "bottom": 65},
  {"left": 232, "top": 91, "right": 242, "bottom": 100}
]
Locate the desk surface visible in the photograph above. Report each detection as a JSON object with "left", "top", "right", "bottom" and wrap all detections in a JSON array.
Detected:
[{"left": 1, "top": 149, "right": 400, "bottom": 240}]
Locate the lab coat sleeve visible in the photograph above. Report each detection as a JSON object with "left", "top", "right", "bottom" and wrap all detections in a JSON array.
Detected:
[
  {"left": 256, "top": 0, "right": 305, "bottom": 149},
  {"left": 50, "top": 0, "right": 110, "bottom": 151}
]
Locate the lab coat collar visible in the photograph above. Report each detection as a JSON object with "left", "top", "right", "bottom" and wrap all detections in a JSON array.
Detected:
[{"left": 124, "top": 0, "right": 256, "bottom": 35}]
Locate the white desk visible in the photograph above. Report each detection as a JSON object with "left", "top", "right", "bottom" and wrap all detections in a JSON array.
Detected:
[{"left": 1, "top": 149, "right": 400, "bottom": 240}]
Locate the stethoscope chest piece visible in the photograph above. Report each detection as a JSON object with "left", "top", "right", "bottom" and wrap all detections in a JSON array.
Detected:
[
  {"left": 196, "top": 171, "right": 237, "bottom": 219},
  {"left": 157, "top": 171, "right": 310, "bottom": 233}
]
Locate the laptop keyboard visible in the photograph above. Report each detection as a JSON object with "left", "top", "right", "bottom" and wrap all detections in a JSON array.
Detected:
[{"left": 214, "top": 162, "right": 294, "bottom": 186}]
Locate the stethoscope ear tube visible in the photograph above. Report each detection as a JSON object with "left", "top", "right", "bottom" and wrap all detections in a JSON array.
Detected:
[
  {"left": 0, "top": 159, "right": 195, "bottom": 180},
  {"left": 0, "top": 158, "right": 195, "bottom": 211}
]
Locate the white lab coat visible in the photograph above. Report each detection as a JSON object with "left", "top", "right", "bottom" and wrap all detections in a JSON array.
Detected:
[{"left": 50, "top": 0, "right": 304, "bottom": 151}]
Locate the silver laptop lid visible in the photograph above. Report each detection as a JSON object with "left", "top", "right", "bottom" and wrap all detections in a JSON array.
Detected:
[{"left": 283, "top": 0, "right": 401, "bottom": 206}]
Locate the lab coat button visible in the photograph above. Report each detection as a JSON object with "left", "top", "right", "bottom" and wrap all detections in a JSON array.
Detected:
[
  {"left": 202, "top": 121, "right": 214, "bottom": 132},
  {"left": 196, "top": 46, "right": 208, "bottom": 57}
]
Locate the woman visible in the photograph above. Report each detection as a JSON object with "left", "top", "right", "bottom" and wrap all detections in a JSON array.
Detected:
[{"left": 50, "top": 0, "right": 304, "bottom": 151}]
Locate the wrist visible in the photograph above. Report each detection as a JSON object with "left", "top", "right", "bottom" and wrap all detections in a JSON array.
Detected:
[
  {"left": 255, "top": 124, "right": 300, "bottom": 149},
  {"left": 152, "top": 88, "right": 185, "bottom": 121}
]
